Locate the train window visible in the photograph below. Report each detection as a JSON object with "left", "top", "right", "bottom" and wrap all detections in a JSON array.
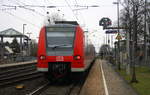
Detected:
[
  {"left": 46, "top": 27, "right": 75, "bottom": 32},
  {"left": 46, "top": 27, "right": 75, "bottom": 56},
  {"left": 47, "top": 31, "right": 74, "bottom": 37}
]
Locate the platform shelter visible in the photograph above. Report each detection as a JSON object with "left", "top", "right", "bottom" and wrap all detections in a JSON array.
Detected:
[{"left": 0, "top": 28, "right": 29, "bottom": 59}]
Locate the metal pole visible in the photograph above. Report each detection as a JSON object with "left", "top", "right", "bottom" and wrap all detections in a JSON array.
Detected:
[
  {"left": 1, "top": 37, "right": 4, "bottom": 60},
  {"left": 111, "top": 35, "right": 114, "bottom": 48},
  {"left": 22, "top": 24, "right": 26, "bottom": 61},
  {"left": 23, "top": 24, "right": 26, "bottom": 50},
  {"left": 115, "top": 42, "right": 117, "bottom": 65},
  {"left": 126, "top": 29, "right": 130, "bottom": 74},
  {"left": 113, "top": 0, "right": 121, "bottom": 70},
  {"left": 27, "top": 32, "right": 32, "bottom": 38},
  {"left": 117, "top": 1, "right": 121, "bottom": 70},
  {"left": 27, "top": 32, "right": 32, "bottom": 56},
  {"left": 144, "top": 0, "right": 147, "bottom": 65},
  {"left": 108, "top": 34, "right": 110, "bottom": 46},
  {"left": 106, "top": 34, "right": 107, "bottom": 44},
  {"left": 126, "top": 0, "right": 131, "bottom": 75}
]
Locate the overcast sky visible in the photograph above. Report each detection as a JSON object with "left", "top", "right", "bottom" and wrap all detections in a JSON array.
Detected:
[{"left": 0, "top": 0, "right": 126, "bottom": 52}]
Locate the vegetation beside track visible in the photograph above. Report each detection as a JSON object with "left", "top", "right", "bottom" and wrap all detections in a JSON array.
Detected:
[{"left": 117, "top": 66, "right": 150, "bottom": 95}]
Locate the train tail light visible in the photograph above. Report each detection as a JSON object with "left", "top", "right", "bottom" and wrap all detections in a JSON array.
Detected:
[
  {"left": 74, "top": 55, "right": 81, "bottom": 60},
  {"left": 39, "top": 55, "right": 46, "bottom": 60}
]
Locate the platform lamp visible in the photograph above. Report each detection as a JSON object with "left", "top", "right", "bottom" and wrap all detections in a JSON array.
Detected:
[
  {"left": 22, "top": 24, "right": 26, "bottom": 61},
  {"left": 113, "top": 0, "right": 121, "bottom": 70}
]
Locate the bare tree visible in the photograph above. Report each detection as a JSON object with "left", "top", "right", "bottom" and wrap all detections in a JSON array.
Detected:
[{"left": 119, "top": 0, "right": 146, "bottom": 83}]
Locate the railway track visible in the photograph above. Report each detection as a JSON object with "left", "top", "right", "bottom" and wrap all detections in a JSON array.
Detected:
[
  {"left": 0, "top": 58, "right": 95, "bottom": 95},
  {"left": 0, "top": 62, "right": 44, "bottom": 87},
  {"left": 26, "top": 72, "right": 89, "bottom": 95},
  {"left": 26, "top": 80, "right": 83, "bottom": 95},
  {"left": 26, "top": 60, "right": 94, "bottom": 95}
]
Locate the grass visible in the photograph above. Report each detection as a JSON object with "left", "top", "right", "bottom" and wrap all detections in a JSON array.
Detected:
[{"left": 117, "top": 66, "right": 150, "bottom": 95}]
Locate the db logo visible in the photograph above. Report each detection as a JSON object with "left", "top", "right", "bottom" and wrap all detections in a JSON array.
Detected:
[{"left": 56, "top": 56, "right": 64, "bottom": 61}]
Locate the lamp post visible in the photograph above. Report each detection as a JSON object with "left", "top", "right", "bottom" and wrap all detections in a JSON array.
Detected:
[
  {"left": 23, "top": 24, "right": 26, "bottom": 34},
  {"left": 27, "top": 32, "right": 32, "bottom": 56},
  {"left": 22, "top": 24, "right": 26, "bottom": 60},
  {"left": 113, "top": 0, "right": 121, "bottom": 70},
  {"left": 144, "top": 0, "right": 147, "bottom": 65},
  {"left": 23, "top": 24, "right": 26, "bottom": 43},
  {"left": 27, "top": 32, "right": 32, "bottom": 38},
  {"left": 23, "top": 24, "right": 26, "bottom": 50}
]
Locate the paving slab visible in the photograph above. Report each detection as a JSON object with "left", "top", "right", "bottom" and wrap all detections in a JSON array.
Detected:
[
  {"left": 80, "top": 59, "right": 105, "bottom": 95},
  {"left": 100, "top": 60, "right": 138, "bottom": 95},
  {"left": 80, "top": 59, "right": 138, "bottom": 95}
]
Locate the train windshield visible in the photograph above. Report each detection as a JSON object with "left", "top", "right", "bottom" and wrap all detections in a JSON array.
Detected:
[{"left": 46, "top": 27, "right": 75, "bottom": 56}]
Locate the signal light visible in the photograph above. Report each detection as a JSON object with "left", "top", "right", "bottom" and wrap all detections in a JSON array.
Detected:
[
  {"left": 74, "top": 55, "right": 81, "bottom": 60},
  {"left": 40, "top": 55, "right": 46, "bottom": 60}
]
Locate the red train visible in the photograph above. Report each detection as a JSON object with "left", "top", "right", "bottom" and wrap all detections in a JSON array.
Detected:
[{"left": 37, "top": 21, "right": 95, "bottom": 79}]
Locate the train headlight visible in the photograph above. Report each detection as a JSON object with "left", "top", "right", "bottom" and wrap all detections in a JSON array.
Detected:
[
  {"left": 74, "top": 55, "right": 81, "bottom": 60},
  {"left": 39, "top": 55, "right": 46, "bottom": 60}
]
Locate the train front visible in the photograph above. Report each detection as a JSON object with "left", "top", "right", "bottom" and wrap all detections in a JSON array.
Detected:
[{"left": 37, "top": 24, "right": 77, "bottom": 78}]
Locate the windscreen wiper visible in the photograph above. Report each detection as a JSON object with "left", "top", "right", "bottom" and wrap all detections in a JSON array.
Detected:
[{"left": 50, "top": 44, "right": 72, "bottom": 50}]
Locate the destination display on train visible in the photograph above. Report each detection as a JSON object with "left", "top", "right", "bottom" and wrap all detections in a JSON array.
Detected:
[{"left": 46, "top": 27, "right": 75, "bottom": 32}]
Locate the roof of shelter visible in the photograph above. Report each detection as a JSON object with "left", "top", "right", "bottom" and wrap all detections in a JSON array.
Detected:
[{"left": 0, "top": 28, "right": 28, "bottom": 38}]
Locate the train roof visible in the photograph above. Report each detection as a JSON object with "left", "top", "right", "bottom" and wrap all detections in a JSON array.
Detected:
[
  {"left": 55, "top": 21, "right": 79, "bottom": 25},
  {"left": 46, "top": 24, "right": 77, "bottom": 28},
  {"left": 44, "top": 21, "right": 80, "bottom": 28}
]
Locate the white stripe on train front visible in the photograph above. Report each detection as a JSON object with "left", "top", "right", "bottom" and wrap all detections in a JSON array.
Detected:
[
  {"left": 37, "top": 68, "right": 48, "bottom": 72},
  {"left": 38, "top": 68, "right": 86, "bottom": 72},
  {"left": 71, "top": 68, "right": 85, "bottom": 72}
]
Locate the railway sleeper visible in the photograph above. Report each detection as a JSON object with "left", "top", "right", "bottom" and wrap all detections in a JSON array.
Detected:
[
  {"left": 0, "top": 67, "right": 37, "bottom": 79},
  {"left": 0, "top": 71, "right": 42, "bottom": 82}
]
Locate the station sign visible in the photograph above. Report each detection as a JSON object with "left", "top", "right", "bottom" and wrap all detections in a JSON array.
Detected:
[
  {"left": 104, "top": 27, "right": 128, "bottom": 29},
  {"left": 99, "top": 17, "right": 112, "bottom": 27},
  {"left": 105, "top": 30, "right": 117, "bottom": 34}
]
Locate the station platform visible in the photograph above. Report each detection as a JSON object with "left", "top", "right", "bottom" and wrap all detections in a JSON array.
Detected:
[
  {"left": 0, "top": 60, "right": 37, "bottom": 68},
  {"left": 80, "top": 59, "right": 138, "bottom": 95}
]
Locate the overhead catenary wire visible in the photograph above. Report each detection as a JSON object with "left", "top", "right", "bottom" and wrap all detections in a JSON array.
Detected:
[
  {"left": 35, "top": 0, "right": 47, "bottom": 12},
  {"left": 72, "top": 0, "right": 86, "bottom": 28},
  {"left": 1, "top": 0, "right": 45, "bottom": 30},
  {"left": 0, "top": 8, "right": 16, "bottom": 11},
  {"left": 3, "top": 0, "right": 45, "bottom": 17},
  {"left": 13, "top": 0, "right": 36, "bottom": 12},
  {"left": 2, "top": 0, "right": 98, "bottom": 26},
  {"left": 1, "top": 10, "right": 41, "bottom": 28},
  {"left": 18, "top": 4, "right": 46, "bottom": 16},
  {"left": 46, "top": 0, "right": 52, "bottom": 5},
  {"left": 2, "top": 4, "right": 92, "bottom": 8},
  {"left": 64, "top": 0, "right": 79, "bottom": 20}
]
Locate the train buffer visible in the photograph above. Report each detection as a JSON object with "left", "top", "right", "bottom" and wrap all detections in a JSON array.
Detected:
[{"left": 80, "top": 59, "right": 138, "bottom": 95}]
